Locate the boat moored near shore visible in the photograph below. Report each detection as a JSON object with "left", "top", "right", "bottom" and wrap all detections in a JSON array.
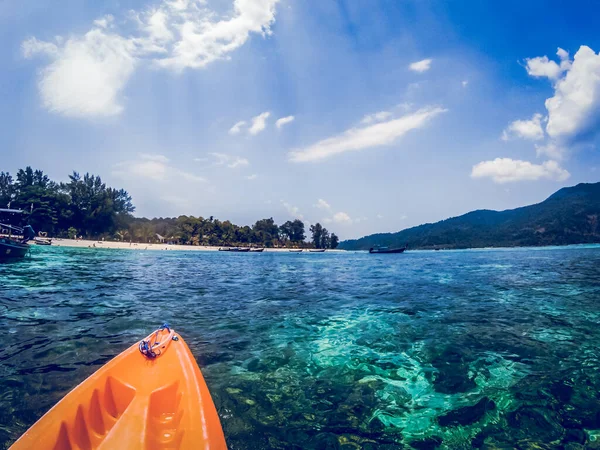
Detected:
[
  {"left": 369, "top": 246, "right": 406, "bottom": 254},
  {"left": 0, "top": 209, "right": 35, "bottom": 260}
]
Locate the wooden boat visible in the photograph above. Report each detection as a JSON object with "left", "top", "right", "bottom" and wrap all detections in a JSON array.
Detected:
[
  {"left": 217, "top": 247, "right": 230, "bottom": 251},
  {"left": 289, "top": 249, "right": 303, "bottom": 253},
  {"left": 10, "top": 325, "right": 226, "bottom": 450},
  {"left": 309, "top": 249, "right": 326, "bottom": 253},
  {"left": 249, "top": 248, "right": 264, "bottom": 252},
  {"left": 0, "top": 236, "right": 30, "bottom": 258},
  {"left": 230, "top": 247, "right": 250, "bottom": 252},
  {"left": 369, "top": 247, "right": 406, "bottom": 254},
  {"left": 35, "top": 239, "right": 52, "bottom": 246},
  {"left": 0, "top": 209, "right": 35, "bottom": 260}
]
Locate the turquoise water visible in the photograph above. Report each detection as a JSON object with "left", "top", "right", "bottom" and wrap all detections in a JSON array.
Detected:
[{"left": 2, "top": 246, "right": 600, "bottom": 449}]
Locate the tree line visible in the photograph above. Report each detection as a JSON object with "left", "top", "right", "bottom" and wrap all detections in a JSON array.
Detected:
[{"left": 0, "top": 167, "right": 339, "bottom": 249}]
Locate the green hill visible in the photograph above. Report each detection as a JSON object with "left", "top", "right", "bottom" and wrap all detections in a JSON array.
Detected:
[{"left": 340, "top": 182, "right": 600, "bottom": 250}]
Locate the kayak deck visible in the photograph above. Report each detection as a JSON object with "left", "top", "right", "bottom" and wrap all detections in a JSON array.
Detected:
[{"left": 11, "top": 327, "right": 226, "bottom": 450}]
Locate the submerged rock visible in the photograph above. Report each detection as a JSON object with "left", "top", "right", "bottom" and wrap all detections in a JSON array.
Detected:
[
  {"left": 562, "top": 427, "right": 586, "bottom": 445},
  {"left": 560, "top": 393, "right": 600, "bottom": 429},
  {"left": 514, "top": 440, "right": 558, "bottom": 449},
  {"left": 438, "top": 397, "right": 496, "bottom": 427},
  {"left": 507, "top": 407, "right": 564, "bottom": 442},
  {"left": 312, "top": 432, "right": 341, "bottom": 449},
  {"left": 409, "top": 436, "right": 443, "bottom": 449},
  {"left": 431, "top": 349, "right": 476, "bottom": 394},
  {"left": 550, "top": 380, "right": 574, "bottom": 403}
]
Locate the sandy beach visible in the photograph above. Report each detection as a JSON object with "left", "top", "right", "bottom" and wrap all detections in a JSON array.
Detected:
[{"left": 47, "top": 238, "right": 344, "bottom": 252}]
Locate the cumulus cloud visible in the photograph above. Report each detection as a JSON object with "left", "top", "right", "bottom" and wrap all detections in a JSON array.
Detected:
[
  {"left": 276, "top": 115, "right": 295, "bottom": 128},
  {"left": 22, "top": 0, "right": 280, "bottom": 118},
  {"left": 93, "top": 15, "right": 114, "bottom": 29},
  {"left": 535, "top": 142, "right": 566, "bottom": 160},
  {"left": 504, "top": 45, "right": 600, "bottom": 162},
  {"left": 154, "top": 0, "right": 279, "bottom": 71},
  {"left": 502, "top": 113, "right": 545, "bottom": 141},
  {"left": 249, "top": 111, "right": 270, "bottom": 135},
  {"left": 289, "top": 107, "right": 447, "bottom": 163},
  {"left": 332, "top": 212, "right": 352, "bottom": 224},
  {"left": 22, "top": 30, "right": 136, "bottom": 117},
  {"left": 246, "top": 174, "right": 258, "bottom": 180},
  {"left": 229, "top": 111, "right": 275, "bottom": 135},
  {"left": 314, "top": 199, "right": 331, "bottom": 210},
  {"left": 543, "top": 46, "right": 600, "bottom": 142},
  {"left": 521, "top": 46, "right": 600, "bottom": 146},
  {"left": 228, "top": 120, "right": 247, "bottom": 135},
  {"left": 525, "top": 48, "right": 571, "bottom": 80},
  {"left": 409, "top": 58, "right": 432, "bottom": 73},
  {"left": 471, "top": 158, "right": 570, "bottom": 183},
  {"left": 113, "top": 153, "right": 206, "bottom": 182}
]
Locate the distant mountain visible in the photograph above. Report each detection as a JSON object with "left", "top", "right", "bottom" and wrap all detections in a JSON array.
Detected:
[{"left": 340, "top": 182, "right": 600, "bottom": 250}]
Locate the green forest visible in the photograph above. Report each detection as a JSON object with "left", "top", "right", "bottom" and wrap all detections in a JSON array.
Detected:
[
  {"left": 0, "top": 167, "right": 339, "bottom": 249},
  {"left": 340, "top": 182, "right": 600, "bottom": 250}
]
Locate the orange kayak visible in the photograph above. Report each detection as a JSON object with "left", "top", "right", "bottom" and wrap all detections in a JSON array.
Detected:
[{"left": 10, "top": 325, "right": 227, "bottom": 450}]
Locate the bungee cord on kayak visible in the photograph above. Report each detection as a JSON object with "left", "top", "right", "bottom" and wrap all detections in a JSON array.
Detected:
[{"left": 138, "top": 323, "right": 173, "bottom": 359}]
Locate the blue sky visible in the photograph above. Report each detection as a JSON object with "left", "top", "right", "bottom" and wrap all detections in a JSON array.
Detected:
[{"left": 2, "top": 0, "right": 600, "bottom": 239}]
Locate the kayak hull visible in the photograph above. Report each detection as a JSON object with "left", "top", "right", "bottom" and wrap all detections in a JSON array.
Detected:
[{"left": 10, "top": 328, "right": 226, "bottom": 450}]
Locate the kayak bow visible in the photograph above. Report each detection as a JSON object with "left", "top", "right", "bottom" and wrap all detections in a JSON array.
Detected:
[{"left": 10, "top": 326, "right": 226, "bottom": 450}]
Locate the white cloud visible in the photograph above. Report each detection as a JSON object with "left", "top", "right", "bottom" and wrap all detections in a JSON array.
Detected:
[
  {"left": 246, "top": 174, "right": 258, "bottom": 180},
  {"left": 543, "top": 46, "right": 600, "bottom": 141},
  {"left": 93, "top": 15, "right": 114, "bottom": 29},
  {"left": 249, "top": 111, "right": 270, "bottom": 135},
  {"left": 154, "top": 0, "right": 279, "bottom": 71},
  {"left": 209, "top": 152, "right": 249, "bottom": 168},
  {"left": 282, "top": 201, "right": 303, "bottom": 220},
  {"left": 23, "top": 0, "right": 280, "bottom": 118},
  {"left": 144, "top": 10, "right": 173, "bottom": 44},
  {"left": 409, "top": 58, "right": 432, "bottom": 73},
  {"left": 228, "top": 157, "right": 249, "bottom": 168},
  {"left": 525, "top": 48, "right": 570, "bottom": 80},
  {"left": 178, "top": 171, "right": 207, "bottom": 182},
  {"left": 139, "top": 153, "right": 170, "bottom": 163},
  {"left": 314, "top": 199, "right": 331, "bottom": 210},
  {"left": 535, "top": 142, "right": 566, "bottom": 160},
  {"left": 471, "top": 158, "right": 570, "bottom": 183},
  {"left": 332, "top": 212, "right": 352, "bottom": 224},
  {"left": 276, "top": 115, "right": 295, "bottom": 128},
  {"left": 376, "top": 214, "right": 384, "bottom": 219},
  {"left": 130, "top": 160, "right": 168, "bottom": 180},
  {"left": 502, "top": 113, "right": 545, "bottom": 141},
  {"left": 361, "top": 111, "right": 392, "bottom": 124},
  {"left": 462, "top": 80, "right": 469, "bottom": 87},
  {"left": 114, "top": 153, "right": 206, "bottom": 182},
  {"left": 289, "top": 107, "right": 447, "bottom": 163},
  {"left": 229, "top": 120, "right": 247, "bottom": 135},
  {"left": 22, "top": 30, "right": 136, "bottom": 118},
  {"left": 22, "top": 38, "right": 59, "bottom": 58}
]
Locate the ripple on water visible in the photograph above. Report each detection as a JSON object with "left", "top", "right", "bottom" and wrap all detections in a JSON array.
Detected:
[{"left": 2, "top": 245, "right": 600, "bottom": 449}]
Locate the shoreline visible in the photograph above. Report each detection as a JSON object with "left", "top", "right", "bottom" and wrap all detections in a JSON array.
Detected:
[{"left": 46, "top": 239, "right": 345, "bottom": 253}]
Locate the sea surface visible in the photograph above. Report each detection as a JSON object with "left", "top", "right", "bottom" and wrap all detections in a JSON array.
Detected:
[{"left": 2, "top": 246, "right": 600, "bottom": 449}]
